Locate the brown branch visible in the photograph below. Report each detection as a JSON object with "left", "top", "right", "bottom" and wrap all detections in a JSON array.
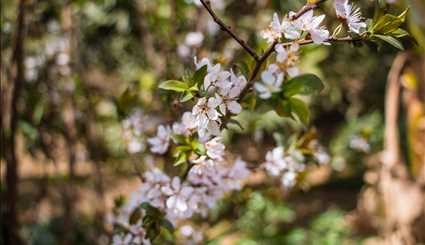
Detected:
[
  {"left": 199, "top": 0, "right": 259, "bottom": 61},
  {"left": 290, "top": 0, "right": 327, "bottom": 20},
  {"left": 383, "top": 52, "right": 408, "bottom": 168},
  {"left": 4, "top": 0, "right": 26, "bottom": 244}
]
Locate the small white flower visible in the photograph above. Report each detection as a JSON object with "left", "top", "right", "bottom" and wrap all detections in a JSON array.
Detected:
[
  {"left": 281, "top": 17, "right": 302, "bottom": 40},
  {"left": 281, "top": 171, "right": 297, "bottom": 188},
  {"left": 172, "top": 112, "right": 197, "bottom": 136},
  {"left": 227, "top": 158, "right": 251, "bottom": 186},
  {"left": 293, "top": 10, "right": 330, "bottom": 44},
  {"left": 162, "top": 177, "right": 194, "bottom": 216},
  {"left": 122, "top": 110, "right": 146, "bottom": 153},
  {"left": 194, "top": 57, "right": 212, "bottom": 70},
  {"left": 275, "top": 43, "right": 300, "bottom": 77},
  {"left": 192, "top": 96, "right": 223, "bottom": 139},
  {"left": 185, "top": 32, "right": 204, "bottom": 47},
  {"left": 261, "top": 13, "right": 283, "bottom": 43},
  {"left": 263, "top": 147, "right": 288, "bottom": 176},
  {"left": 254, "top": 64, "right": 284, "bottom": 99},
  {"left": 215, "top": 71, "right": 247, "bottom": 115},
  {"left": 148, "top": 125, "right": 172, "bottom": 154},
  {"left": 205, "top": 137, "right": 225, "bottom": 160},
  {"left": 334, "top": 0, "right": 366, "bottom": 34}
]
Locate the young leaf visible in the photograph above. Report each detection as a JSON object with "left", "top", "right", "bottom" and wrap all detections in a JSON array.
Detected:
[
  {"left": 174, "top": 152, "right": 188, "bottom": 166},
  {"left": 289, "top": 98, "right": 310, "bottom": 125},
  {"left": 275, "top": 99, "right": 291, "bottom": 118},
  {"left": 283, "top": 74, "right": 324, "bottom": 97},
  {"left": 180, "top": 91, "right": 194, "bottom": 102},
  {"left": 159, "top": 80, "right": 189, "bottom": 92},
  {"left": 192, "top": 65, "right": 208, "bottom": 86},
  {"left": 374, "top": 34, "right": 404, "bottom": 50}
]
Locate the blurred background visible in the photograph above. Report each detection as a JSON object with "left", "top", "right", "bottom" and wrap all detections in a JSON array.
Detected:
[{"left": 1, "top": 0, "right": 424, "bottom": 244}]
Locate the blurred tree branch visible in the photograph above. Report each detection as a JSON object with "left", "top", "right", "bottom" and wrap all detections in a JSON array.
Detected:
[{"left": 4, "top": 0, "right": 26, "bottom": 244}]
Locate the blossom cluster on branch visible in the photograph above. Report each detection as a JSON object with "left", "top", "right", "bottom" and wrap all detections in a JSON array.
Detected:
[{"left": 112, "top": 0, "right": 409, "bottom": 243}]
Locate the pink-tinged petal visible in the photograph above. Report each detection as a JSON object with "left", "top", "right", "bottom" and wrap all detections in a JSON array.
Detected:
[
  {"left": 227, "top": 101, "right": 242, "bottom": 114},
  {"left": 181, "top": 186, "right": 193, "bottom": 197},
  {"left": 287, "top": 67, "right": 300, "bottom": 77},
  {"left": 161, "top": 186, "right": 174, "bottom": 196},
  {"left": 219, "top": 103, "right": 227, "bottom": 115},
  {"left": 166, "top": 196, "right": 177, "bottom": 209},
  {"left": 261, "top": 71, "right": 274, "bottom": 85},
  {"left": 207, "top": 108, "right": 218, "bottom": 120},
  {"left": 171, "top": 177, "right": 181, "bottom": 190},
  {"left": 175, "top": 197, "right": 188, "bottom": 212},
  {"left": 254, "top": 83, "right": 267, "bottom": 93}
]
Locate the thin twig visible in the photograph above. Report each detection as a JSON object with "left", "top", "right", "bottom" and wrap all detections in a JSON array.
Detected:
[
  {"left": 199, "top": 0, "right": 259, "bottom": 61},
  {"left": 290, "top": 0, "right": 327, "bottom": 20}
]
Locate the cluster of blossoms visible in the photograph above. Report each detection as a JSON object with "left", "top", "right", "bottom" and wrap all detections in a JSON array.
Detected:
[
  {"left": 261, "top": 0, "right": 365, "bottom": 45},
  {"left": 262, "top": 140, "right": 330, "bottom": 189},
  {"left": 256, "top": 0, "right": 366, "bottom": 99},
  {"left": 122, "top": 110, "right": 147, "bottom": 154},
  {"left": 112, "top": 0, "right": 378, "bottom": 242},
  {"left": 112, "top": 156, "right": 250, "bottom": 244},
  {"left": 116, "top": 56, "right": 251, "bottom": 241},
  {"left": 255, "top": 43, "right": 300, "bottom": 99},
  {"left": 262, "top": 147, "right": 306, "bottom": 188},
  {"left": 148, "top": 57, "right": 247, "bottom": 148}
]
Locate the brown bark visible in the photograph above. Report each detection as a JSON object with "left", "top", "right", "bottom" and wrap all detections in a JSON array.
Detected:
[{"left": 3, "top": 0, "right": 26, "bottom": 244}]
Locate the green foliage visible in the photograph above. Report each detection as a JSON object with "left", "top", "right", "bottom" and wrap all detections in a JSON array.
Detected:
[
  {"left": 282, "top": 74, "right": 324, "bottom": 97},
  {"left": 273, "top": 74, "right": 324, "bottom": 125},
  {"left": 141, "top": 202, "right": 174, "bottom": 241},
  {"left": 368, "top": 9, "right": 410, "bottom": 50}
]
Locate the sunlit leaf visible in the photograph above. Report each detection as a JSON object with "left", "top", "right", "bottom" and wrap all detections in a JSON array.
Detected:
[
  {"left": 289, "top": 98, "right": 310, "bottom": 125},
  {"left": 159, "top": 80, "right": 188, "bottom": 92},
  {"left": 283, "top": 74, "right": 324, "bottom": 97}
]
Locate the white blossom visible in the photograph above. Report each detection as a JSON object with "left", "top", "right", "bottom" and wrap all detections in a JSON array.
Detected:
[
  {"left": 122, "top": 110, "right": 146, "bottom": 154},
  {"left": 192, "top": 97, "right": 222, "bottom": 138},
  {"left": 185, "top": 32, "right": 204, "bottom": 47},
  {"left": 334, "top": 0, "right": 366, "bottom": 34},
  {"left": 148, "top": 125, "right": 172, "bottom": 154},
  {"left": 162, "top": 177, "right": 194, "bottom": 218},
  {"left": 261, "top": 13, "right": 283, "bottom": 43},
  {"left": 179, "top": 225, "right": 204, "bottom": 245},
  {"left": 172, "top": 112, "right": 197, "bottom": 136},
  {"left": 292, "top": 10, "right": 330, "bottom": 44},
  {"left": 254, "top": 64, "right": 284, "bottom": 99},
  {"left": 263, "top": 147, "right": 288, "bottom": 176},
  {"left": 281, "top": 171, "right": 297, "bottom": 188},
  {"left": 215, "top": 71, "right": 247, "bottom": 115},
  {"left": 275, "top": 43, "right": 300, "bottom": 77},
  {"left": 262, "top": 147, "right": 305, "bottom": 189},
  {"left": 205, "top": 137, "right": 225, "bottom": 160},
  {"left": 281, "top": 17, "right": 302, "bottom": 40}
]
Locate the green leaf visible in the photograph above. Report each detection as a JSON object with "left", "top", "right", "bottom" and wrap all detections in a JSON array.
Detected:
[
  {"left": 369, "top": 9, "right": 408, "bottom": 36},
  {"left": 192, "top": 65, "right": 208, "bottom": 86},
  {"left": 283, "top": 74, "right": 324, "bottom": 97},
  {"left": 289, "top": 98, "right": 310, "bottom": 125},
  {"left": 275, "top": 99, "right": 291, "bottom": 118},
  {"left": 174, "top": 152, "right": 187, "bottom": 166},
  {"left": 391, "top": 28, "right": 409, "bottom": 38},
  {"left": 180, "top": 91, "right": 194, "bottom": 102},
  {"left": 374, "top": 34, "right": 404, "bottom": 50},
  {"left": 160, "top": 219, "right": 175, "bottom": 232},
  {"left": 129, "top": 208, "right": 142, "bottom": 225},
  {"left": 159, "top": 80, "right": 188, "bottom": 92}
]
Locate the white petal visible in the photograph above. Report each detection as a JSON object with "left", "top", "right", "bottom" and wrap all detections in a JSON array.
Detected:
[{"left": 227, "top": 101, "right": 242, "bottom": 114}]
